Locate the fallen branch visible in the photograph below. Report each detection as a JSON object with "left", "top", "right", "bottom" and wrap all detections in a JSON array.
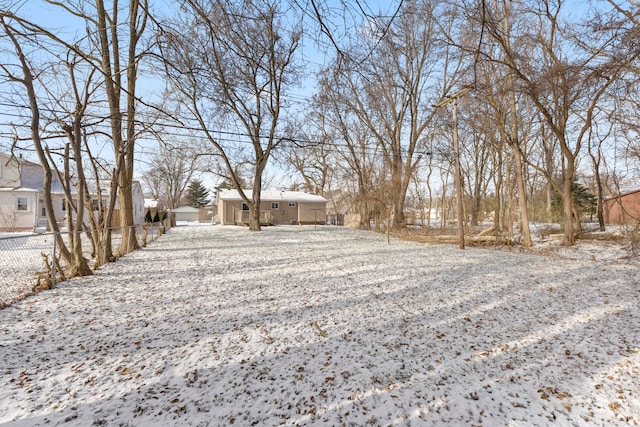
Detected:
[
  {"left": 311, "top": 321, "right": 328, "bottom": 337},
  {"left": 477, "top": 225, "right": 495, "bottom": 237},
  {"left": 435, "top": 235, "right": 498, "bottom": 244}
]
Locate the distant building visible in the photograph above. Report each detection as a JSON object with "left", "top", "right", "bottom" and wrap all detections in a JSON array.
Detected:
[
  {"left": 0, "top": 153, "right": 63, "bottom": 230},
  {"left": 171, "top": 206, "right": 200, "bottom": 222},
  {"left": 0, "top": 152, "right": 144, "bottom": 231},
  {"left": 603, "top": 189, "right": 640, "bottom": 225},
  {"left": 217, "top": 189, "right": 328, "bottom": 226}
]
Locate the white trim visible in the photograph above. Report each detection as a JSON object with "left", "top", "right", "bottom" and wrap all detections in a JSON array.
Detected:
[{"left": 16, "top": 196, "right": 29, "bottom": 212}]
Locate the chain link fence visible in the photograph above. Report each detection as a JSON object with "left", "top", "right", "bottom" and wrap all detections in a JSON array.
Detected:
[{"left": 0, "top": 222, "right": 169, "bottom": 309}]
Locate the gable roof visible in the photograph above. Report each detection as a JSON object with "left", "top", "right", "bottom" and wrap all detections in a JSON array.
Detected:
[
  {"left": 0, "top": 152, "right": 39, "bottom": 168},
  {"left": 218, "top": 189, "right": 327, "bottom": 203}
]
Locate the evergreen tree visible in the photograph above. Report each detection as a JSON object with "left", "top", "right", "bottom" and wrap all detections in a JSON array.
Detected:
[
  {"left": 186, "top": 179, "right": 210, "bottom": 208},
  {"left": 552, "top": 179, "right": 597, "bottom": 220}
]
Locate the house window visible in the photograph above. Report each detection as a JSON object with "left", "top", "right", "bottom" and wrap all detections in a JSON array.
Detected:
[
  {"left": 91, "top": 197, "right": 108, "bottom": 211},
  {"left": 41, "top": 205, "right": 46, "bottom": 216},
  {"left": 17, "top": 197, "right": 28, "bottom": 211},
  {"left": 271, "top": 202, "right": 279, "bottom": 209},
  {"left": 242, "top": 203, "right": 249, "bottom": 211},
  {"left": 288, "top": 202, "right": 296, "bottom": 208},
  {"left": 62, "top": 200, "right": 66, "bottom": 211}
]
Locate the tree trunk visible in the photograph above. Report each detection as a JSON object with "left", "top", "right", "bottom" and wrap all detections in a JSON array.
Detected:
[
  {"left": 511, "top": 144, "right": 533, "bottom": 246},
  {"left": 69, "top": 120, "right": 92, "bottom": 276},
  {"left": 493, "top": 146, "right": 504, "bottom": 236},
  {"left": 500, "top": 1, "right": 532, "bottom": 247},
  {"left": 562, "top": 170, "right": 576, "bottom": 245},
  {"left": 3, "top": 20, "right": 76, "bottom": 273},
  {"left": 589, "top": 139, "right": 606, "bottom": 231},
  {"left": 120, "top": 0, "right": 142, "bottom": 253},
  {"left": 249, "top": 165, "right": 265, "bottom": 231},
  {"left": 95, "top": 0, "right": 141, "bottom": 255},
  {"left": 596, "top": 186, "right": 605, "bottom": 232},
  {"left": 505, "top": 161, "right": 516, "bottom": 238}
]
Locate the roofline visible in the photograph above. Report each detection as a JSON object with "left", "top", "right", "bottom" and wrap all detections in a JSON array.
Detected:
[
  {"left": 604, "top": 188, "right": 640, "bottom": 202},
  {"left": 0, "top": 187, "right": 40, "bottom": 193},
  {"left": 0, "top": 152, "right": 40, "bottom": 167},
  {"left": 218, "top": 189, "right": 327, "bottom": 203}
]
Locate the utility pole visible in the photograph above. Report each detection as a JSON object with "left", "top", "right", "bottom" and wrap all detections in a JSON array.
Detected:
[{"left": 435, "top": 86, "right": 473, "bottom": 250}]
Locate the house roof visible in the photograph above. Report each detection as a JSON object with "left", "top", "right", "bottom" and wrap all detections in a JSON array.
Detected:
[
  {"left": 604, "top": 188, "right": 640, "bottom": 202},
  {"left": 171, "top": 206, "right": 200, "bottom": 212},
  {"left": 218, "top": 189, "right": 328, "bottom": 203},
  {"left": 0, "top": 153, "right": 39, "bottom": 167},
  {"left": 0, "top": 186, "right": 40, "bottom": 193}
]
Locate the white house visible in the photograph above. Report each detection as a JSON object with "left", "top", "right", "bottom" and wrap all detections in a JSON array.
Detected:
[
  {"left": 0, "top": 153, "right": 144, "bottom": 230},
  {"left": 0, "top": 154, "right": 61, "bottom": 230},
  {"left": 83, "top": 180, "right": 146, "bottom": 227}
]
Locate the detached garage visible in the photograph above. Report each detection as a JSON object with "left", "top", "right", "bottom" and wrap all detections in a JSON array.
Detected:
[
  {"left": 217, "top": 189, "right": 328, "bottom": 226},
  {"left": 171, "top": 206, "right": 200, "bottom": 222}
]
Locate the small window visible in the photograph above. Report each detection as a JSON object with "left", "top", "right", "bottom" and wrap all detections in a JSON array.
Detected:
[
  {"left": 91, "top": 198, "right": 108, "bottom": 211},
  {"left": 62, "top": 200, "right": 66, "bottom": 211},
  {"left": 288, "top": 202, "right": 296, "bottom": 208},
  {"left": 271, "top": 202, "right": 279, "bottom": 209},
  {"left": 242, "top": 203, "right": 249, "bottom": 211},
  {"left": 41, "top": 205, "right": 46, "bottom": 216},
  {"left": 17, "top": 197, "right": 28, "bottom": 211}
]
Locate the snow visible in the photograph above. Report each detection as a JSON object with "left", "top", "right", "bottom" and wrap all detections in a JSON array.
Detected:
[
  {"left": 0, "top": 224, "right": 639, "bottom": 426},
  {"left": 218, "top": 189, "right": 328, "bottom": 203}
]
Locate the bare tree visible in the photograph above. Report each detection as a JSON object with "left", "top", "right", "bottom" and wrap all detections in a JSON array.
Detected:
[
  {"left": 158, "top": 0, "right": 301, "bottom": 231},
  {"left": 279, "top": 135, "right": 334, "bottom": 197},
  {"left": 142, "top": 142, "right": 202, "bottom": 209},
  {"left": 479, "top": 0, "right": 623, "bottom": 245},
  {"left": 312, "top": 67, "right": 382, "bottom": 228},
  {"left": 474, "top": 0, "right": 535, "bottom": 245},
  {"left": 92, "top": 0, "right": 148, "bottom": 252},
  {"left": 0, "top": 14, "right": 91, "bottom": 275},
  {"left": 45, "top": 52, "right": 99, "bottom": 273},
  {"left": 317, "top": 0, "right": 464, "bottom": 229},
  {"left": 458, "top": 115, "right": 494, "bottom": 228}
]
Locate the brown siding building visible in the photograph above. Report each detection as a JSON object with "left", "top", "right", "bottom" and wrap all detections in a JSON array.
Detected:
[
  {"left": 603, "top": 189, "right": 640, "bottom": 225},
  {"left": 217, "top": 189, "right": 328, "bottom": 226}
]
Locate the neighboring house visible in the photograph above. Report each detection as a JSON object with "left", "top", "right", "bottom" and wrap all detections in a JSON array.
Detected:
[
  {"left": 217, "top": 189, "right": 328, "bottom": 226},
  {"left": 0, "top": 154, "right": 63, "bottom": 230},
  {"left": 172, "top": 206, "right": 200, "bottom": 222},
  {"left": 603, "top": 189, "right": 640, "bottom": 225},
  {"left": 107, "top": 181, "right": 146, "bottom": 227},
  {"left": 82, "top": 179, "right": 145, "bottom": 227},
  {"left": 0, "top": 153, "right": 145, "bottom": 230}
]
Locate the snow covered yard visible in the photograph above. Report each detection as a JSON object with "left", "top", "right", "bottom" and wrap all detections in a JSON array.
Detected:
[{"left": 0, "top": 224, "right": 639, "bottom": 426}]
